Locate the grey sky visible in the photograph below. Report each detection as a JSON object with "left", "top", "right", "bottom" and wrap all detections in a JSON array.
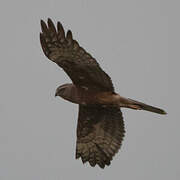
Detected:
[{"left": 0, "top": 0, "right": 178, "bottom": 179}]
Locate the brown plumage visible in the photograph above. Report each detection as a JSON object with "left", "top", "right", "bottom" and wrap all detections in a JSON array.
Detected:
[{"left": 40, "top": 18, "right": 167, "bottom": 168}]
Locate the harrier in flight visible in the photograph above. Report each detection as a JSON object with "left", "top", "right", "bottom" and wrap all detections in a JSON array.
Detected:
[{"left": 40, "top": 18, "right": 166, "bottom": 168}]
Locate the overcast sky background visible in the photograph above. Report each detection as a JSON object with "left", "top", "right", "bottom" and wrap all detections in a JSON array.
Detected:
[{"left": 0, "top": 0, "right": 178, "bottom": 179}]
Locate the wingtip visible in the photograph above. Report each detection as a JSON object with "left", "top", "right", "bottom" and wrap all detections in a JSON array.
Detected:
[
  {"left": 57, "top": 21, "right": 65, "bottom": 39},
  {"left": 47, "top": 18, "right": 53, "bottom": 25},
  {"left": 40, "top": 19, "right": 45, "bottom": 25},
  {"left": 57, "top": 21, "right": 64, "bottom": 29},
  {"left": 40, "top": 19, "right": 48, "bottom": 32},
  {"left": 66, "top": 30, "right": 73, "bottom": 40}
]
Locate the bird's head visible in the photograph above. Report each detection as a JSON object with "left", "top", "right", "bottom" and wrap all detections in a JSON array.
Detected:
[{"left": 55, "top": 83, "right": 72, "bottom": 98}]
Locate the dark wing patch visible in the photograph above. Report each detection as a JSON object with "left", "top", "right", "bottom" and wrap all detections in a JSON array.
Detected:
[
  {"left": 76, "top": 105, "right": 125, "bottom": 168},
  {"left": 40, "top": 18, "right": 114, "bottom": 92}
]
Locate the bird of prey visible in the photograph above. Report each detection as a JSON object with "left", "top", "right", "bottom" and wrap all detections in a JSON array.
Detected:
[{"left": 40, "top": 18, "right": 166, "bottom": 168}]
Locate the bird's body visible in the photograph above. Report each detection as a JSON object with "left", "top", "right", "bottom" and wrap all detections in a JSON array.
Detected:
[
  {"left": 55, "top": 83, "right": 118, "bottom": 105},
  {"left": 56, "top": 83, "right": 166, "bottom": 113},
  {"left": 40, "top": 18, "right": 166, "bottom": 168}
]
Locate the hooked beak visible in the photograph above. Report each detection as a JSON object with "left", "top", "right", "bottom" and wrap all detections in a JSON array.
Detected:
[{"left": 55, "top": 91, "right": 58, "bottom": 97}]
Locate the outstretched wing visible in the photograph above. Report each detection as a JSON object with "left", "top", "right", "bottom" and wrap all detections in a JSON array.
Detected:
[
  {"left": 76, "top": 105, "right": 125, "bottom": 168},
  {"left": 40, "top": 18, "right": 114, "bottom": 92}
]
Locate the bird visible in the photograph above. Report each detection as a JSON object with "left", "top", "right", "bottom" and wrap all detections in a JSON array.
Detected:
[{"left": 40, "top": 18, "right": 166, "bottom": 169}]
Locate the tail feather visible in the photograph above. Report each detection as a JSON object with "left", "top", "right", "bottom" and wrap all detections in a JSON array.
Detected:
[{"left": 128, "top": 98, "right": 167, "bottom": 115}]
